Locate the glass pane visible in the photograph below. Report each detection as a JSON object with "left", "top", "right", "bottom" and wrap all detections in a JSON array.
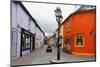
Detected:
[
  {"left": 22, "top": 33, "right": 30, "bottom": 50},
  {"left": 76, "top": 36, "right": 83, "bottom": 46}
]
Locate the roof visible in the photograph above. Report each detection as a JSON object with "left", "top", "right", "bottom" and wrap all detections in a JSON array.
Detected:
[
  {"left": 61, "top": 5, "right": 96, "bottom": 25},
  {"left": 13, "top": 1, "right": 45, "bottom": 36},
  {"left": 77, "top": 5, "right": 96, "bottom": 11}
]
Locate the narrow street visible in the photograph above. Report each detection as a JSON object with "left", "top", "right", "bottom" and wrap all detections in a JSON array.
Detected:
[
  {"left": 12, "top": 45, "right": 95, "bottom": 66},
  {"left": 11, "top": 1, "right": 96, "bottom": 67}
]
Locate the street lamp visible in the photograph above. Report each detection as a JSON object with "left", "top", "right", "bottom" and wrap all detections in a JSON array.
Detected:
[
  {"left": 55, "top": 7, "right": 63, "bottom": 60},
  {"left": 50, "top": 7, "right": 66, "bottom": 63},
  {"left": 55, "top": 7, "right": 63, "bottom": 24}
]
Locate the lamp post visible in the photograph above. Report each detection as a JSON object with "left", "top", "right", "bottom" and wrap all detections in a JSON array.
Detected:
[
  {"left": 54, "top": 7, "right": 63, "bottom": 60},
  {"left": 50, "top": 7, "right": 66, "bottom": 63}
]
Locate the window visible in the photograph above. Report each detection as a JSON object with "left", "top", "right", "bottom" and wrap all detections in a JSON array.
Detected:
[
  {"left": 67, "top": 21, "right": 70, "bottom": 32},
  {"left": 65, "top": 37, "right": 70, "bottom": 44},
  {"left": 75, "top": 35, "right": 84, "bottom": 47},
  {"left": 22, "top": 30, "right": 31, "bottom": 50}
]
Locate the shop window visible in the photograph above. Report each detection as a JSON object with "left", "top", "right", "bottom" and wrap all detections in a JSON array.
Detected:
[
  {"left": 22, "top": 31, "right": 30, "bottom": 50},
  {"left": 75, "top": 35, "right": 84, "bottom": 47}
]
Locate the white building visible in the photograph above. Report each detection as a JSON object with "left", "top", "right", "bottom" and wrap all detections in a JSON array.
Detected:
[
  {"left": 11, "top": 1, "right": 45, "bottom": 60},
  {"left": 50, "top": 34, "right": 56, "bottom": 46},
  {"left": 35, "top": 27, "right": 44, "bottom": 49}
]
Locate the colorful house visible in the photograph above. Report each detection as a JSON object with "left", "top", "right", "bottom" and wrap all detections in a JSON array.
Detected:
[{"left": 61, "top": 5, "right": 96, "bottom": 56}]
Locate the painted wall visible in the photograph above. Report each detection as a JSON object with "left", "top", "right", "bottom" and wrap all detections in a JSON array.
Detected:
[
  {"left": 11, "top": 2, "right": 20, "bottom": 60},
  {"left": 62, "top": 9, "right": 96, "bottom": 56},
  {"left": 70, "top": 10, "right": 96, "bottom": 56},
  {"left": 62, "top": 20, "right": 68, "bottom": 49},
  {"left": 60, "top": 24, "right": 64, "bottom": 48},
  {"left": 16, "top": 2, "right": 31, "bottom": 59},
  {"left": 35, "top": 27, "right": 44, "bottom": 49}
]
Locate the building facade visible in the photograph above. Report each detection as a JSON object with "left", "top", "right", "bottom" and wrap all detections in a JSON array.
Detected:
[
  {"left": 61, "top": 6, "right": 96, "bottom": 56},
  {"left": 35, "top": 27, "right": 45, "bottom": 49},
  {"left": 50, "top": 34, "right": 56, "bottom": 46},
  {"left": 11, "top": 1, "right": 45, "bottom": 60}
]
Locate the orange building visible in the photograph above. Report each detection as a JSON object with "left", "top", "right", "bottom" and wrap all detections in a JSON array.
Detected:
[{"left": 61, "top": 6, "right": 96, "bottom": 56}]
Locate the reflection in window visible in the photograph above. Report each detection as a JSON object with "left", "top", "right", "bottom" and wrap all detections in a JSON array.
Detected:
[{"left": 22, "top": 33, "right": 30, "bottom": 50}]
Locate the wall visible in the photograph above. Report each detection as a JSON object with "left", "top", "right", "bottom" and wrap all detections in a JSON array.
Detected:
[
  {"left": 11, "top": 2, "right": 36, "bottom": 60},
  {"left": 35, "top": 27, "right": 44, "bottom": 49},
  {"left": 60, "top": 24, "right": 64, "bottom": 48},
  {"left": 11, "top": 2, "right": 19, "bottom": 60},
  {"left": 62, "top": 10, "right": 96, "bottom": 56},
  {"left": 62, "top": 20, "right": 68, "bottom": 49},
  {"left": 70, "top": 10, "right": 96, "bottom": 56}
]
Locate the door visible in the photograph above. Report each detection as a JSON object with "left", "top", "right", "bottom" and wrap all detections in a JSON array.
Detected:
[
  {"left": 20, "top": 28, "right": 31, "bottom": 56},
  {"left": 66, "top": 38, "right": 70, "bottom": 50},
  {"left": 31, "top": 34, "right": 35, "bottom": 51}
]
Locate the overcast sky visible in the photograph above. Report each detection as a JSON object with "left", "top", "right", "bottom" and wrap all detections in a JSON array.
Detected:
[
  {"left": 20, "top": 0, "right": 95, "bottom": 36},
  {"left": 22, "top": 2, "right": 80, "bottom": 36}
]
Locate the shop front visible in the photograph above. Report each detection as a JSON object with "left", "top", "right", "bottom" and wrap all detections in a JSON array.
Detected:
[{"left": 20, "top": 28, "right": 35, "bottom": 56}]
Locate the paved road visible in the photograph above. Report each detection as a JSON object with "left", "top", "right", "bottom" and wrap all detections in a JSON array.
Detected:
[{"left": 11, "top": 45, "right": 95, "bottom": 66}]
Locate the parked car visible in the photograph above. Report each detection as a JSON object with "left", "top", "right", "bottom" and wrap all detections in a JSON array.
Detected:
[{"left": 46, "top": 46, "right": 52, "bottom": 52}]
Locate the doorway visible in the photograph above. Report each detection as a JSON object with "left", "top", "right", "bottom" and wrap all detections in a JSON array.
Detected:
[
  {"left": 31, "top": 34, "right": 35, "bottom": 52},
  {"left": 20, "top": 28, "right": 31, "bottom": 56},
  {"left": 66, "top": 38, "right": 70, "bottom": 50}
]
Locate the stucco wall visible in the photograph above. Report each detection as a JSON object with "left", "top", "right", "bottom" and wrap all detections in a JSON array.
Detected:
[
  {"left": 11, "top": 2, "right": 18, "bottom": 60},
  {"left": 62, "top": 10, "right": 96, "bottom": 56},
  {"left": 35, "top": 27, "right": 44, "bottom": 49},
  {"left": 70, "top": 10, "right": 96, "bottom": 55}
]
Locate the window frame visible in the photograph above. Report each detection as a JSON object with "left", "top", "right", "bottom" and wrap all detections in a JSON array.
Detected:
[
  {"left": 21, "top": 28, "right": 31, "bottom": 51},
  {"left": 75, "top": 35, "right": 85, "bottom": 47},
  {"left": 22, "top": 33, "right": 31, "bottom": 50}
]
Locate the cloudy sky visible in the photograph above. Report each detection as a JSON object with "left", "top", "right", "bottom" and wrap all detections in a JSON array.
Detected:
[{"left": 18, "top": 0, "right": 95, "bottom": 36}]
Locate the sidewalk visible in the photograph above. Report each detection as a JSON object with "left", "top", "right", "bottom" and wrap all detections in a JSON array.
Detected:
[{"left": 11, "top": 45, "right": 95, "bottom": 66}]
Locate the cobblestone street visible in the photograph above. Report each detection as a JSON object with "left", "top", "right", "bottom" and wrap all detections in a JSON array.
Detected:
[{"left": 11, "top": 45, "right": 95, "bottom": 66}]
